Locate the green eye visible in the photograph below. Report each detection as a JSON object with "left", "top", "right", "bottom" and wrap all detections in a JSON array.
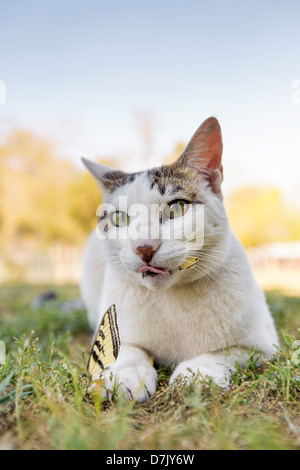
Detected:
[
  {"left": 111, "top": 211, "right": 130, "bottom": 227},
  {"left": 166, "top": 200, "right": 189, "bottom": 219}
]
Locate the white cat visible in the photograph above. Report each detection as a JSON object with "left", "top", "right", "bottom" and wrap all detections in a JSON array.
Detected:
[{"left": 80, "top": 117, "right": 279, "bottom": 402}]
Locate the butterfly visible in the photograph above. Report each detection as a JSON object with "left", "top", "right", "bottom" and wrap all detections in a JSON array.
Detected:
[
  {"left": 179, "top": 256, "right": 199, "bottom": 270},
  {"left": 87, "top": 304, "right": 121, "bottom": 387}
]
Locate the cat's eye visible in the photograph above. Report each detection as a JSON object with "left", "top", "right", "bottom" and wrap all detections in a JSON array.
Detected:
[
  {"left": 165, "top": 200, "right": 189, "bottom": 219},
  {"left": 110, "top": 211, "right": 130, "bottom": 227}
]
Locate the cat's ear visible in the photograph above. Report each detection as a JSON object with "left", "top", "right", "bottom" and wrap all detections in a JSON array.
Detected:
[
  {"left": 81, "top": 157, "right": 128, "bottom": 192},
  {"left": 179, "top": 117, "right": 223, "bottom": 193}
]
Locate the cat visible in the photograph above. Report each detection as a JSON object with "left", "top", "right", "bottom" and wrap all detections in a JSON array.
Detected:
[{"left": 80, "top": 117, "right": 279, "bottom": 402}]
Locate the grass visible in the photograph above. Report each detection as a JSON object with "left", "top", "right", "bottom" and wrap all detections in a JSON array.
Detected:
[{"left": 0, "top": 284, "right": 299, "bottom": 450}]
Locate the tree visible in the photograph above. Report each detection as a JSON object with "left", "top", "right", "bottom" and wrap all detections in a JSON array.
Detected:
[
  {"left": 163, "top": 141, "right": 186, "bottom": 165},
  {"left": 0, "top": 129, "right": 107, "bottom": 251},
  {"left": 225, "top": 186, "right": 300, "bottom": 247}
]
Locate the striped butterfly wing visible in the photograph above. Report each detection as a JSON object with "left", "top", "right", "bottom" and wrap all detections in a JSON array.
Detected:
[
  {"left": 87, "top": 304, "right": 121, "bottom": 384},
  {"left": 179, "top": 256, "right": 199, "bottom": 270}
]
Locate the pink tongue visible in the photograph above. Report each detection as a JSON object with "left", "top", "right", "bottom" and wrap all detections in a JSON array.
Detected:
[{"left": 139, "top": 266, "right": 166, "bottom": 275}]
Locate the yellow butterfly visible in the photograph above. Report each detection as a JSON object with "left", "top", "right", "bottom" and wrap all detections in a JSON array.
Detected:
[
  {"left": 87, "top": 304, "right": 121, "bottom": 387},
  {"left": 179, "top": 256, "right": 199, "bottom": 270}
]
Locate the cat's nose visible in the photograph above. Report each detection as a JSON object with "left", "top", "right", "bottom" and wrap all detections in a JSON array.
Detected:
[{"left": 134, "top": 240, "right": 160, "bottom": 263}]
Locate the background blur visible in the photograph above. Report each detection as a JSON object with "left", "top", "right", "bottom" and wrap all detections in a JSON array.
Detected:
[{"left": 1, "top": 0, "right": 300, "bottom": 293}]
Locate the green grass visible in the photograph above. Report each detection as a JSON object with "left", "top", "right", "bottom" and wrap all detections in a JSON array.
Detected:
[{"left": 0, "top": 284, "right": 299, "bottom": 450}]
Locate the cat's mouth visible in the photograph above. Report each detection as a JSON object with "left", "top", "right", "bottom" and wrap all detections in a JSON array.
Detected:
[{"left": 138, "top": 265, "right": 170, "bottom": 278}]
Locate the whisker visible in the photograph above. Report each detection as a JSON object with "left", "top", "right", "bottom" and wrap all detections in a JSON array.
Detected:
[
  {"left": 192, "top": 265, "right": 230, "bottom": 289},
  {"left": 184, "top": 253, "right": 237, "bottom": 269}
]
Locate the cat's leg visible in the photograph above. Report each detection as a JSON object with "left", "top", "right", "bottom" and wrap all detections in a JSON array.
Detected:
[
  {"left": 169, "top": 347, "right": 266, "bottom": 389},
  {"left": 80, "top": 230, "right": 105, "bottom": 331},
  {"left": 99, "top": 344, "right": 157, "bottom": 402}
]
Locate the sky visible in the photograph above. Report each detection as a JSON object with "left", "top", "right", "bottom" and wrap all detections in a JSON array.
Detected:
[{"left": 1, "top": 0, "right": 300, "bottom": 203}]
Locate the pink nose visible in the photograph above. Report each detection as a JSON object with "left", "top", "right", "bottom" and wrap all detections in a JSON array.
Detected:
[{"left": 133, "top": 239, "right": 160, "bottom": 263}]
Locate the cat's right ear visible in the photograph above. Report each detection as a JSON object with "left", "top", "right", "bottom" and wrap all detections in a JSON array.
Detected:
[
  {"left": 178, "top": 117, "right": 223, "bottom": 194},
  {"left": 81, "top": 157, "right": 128, "bottom": 193}
]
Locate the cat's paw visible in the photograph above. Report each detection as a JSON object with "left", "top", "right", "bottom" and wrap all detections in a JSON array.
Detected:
[
  {"left": 101, "top": 365, "right": 157, "bottom": 403},
  {"left": 169, "top": 355, "right": 232, "bottom": 389}
]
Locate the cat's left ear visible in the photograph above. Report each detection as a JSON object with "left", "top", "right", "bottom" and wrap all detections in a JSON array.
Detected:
[
  {"left": 179, "top": 117, "right": 223, "bottom": 194},
  {"left": 81, "top": 157, "right": 128, "bottom": 193}
]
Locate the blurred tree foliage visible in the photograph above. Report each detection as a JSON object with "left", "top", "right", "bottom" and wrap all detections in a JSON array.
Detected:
[
  {"left": 0, "top": 130, "right": 103, "bottom": 254},
  {"left": 225, "top": 186, "right": 300, "bottom": 247},
  {"left": 163, "top": 141, "right": 186, "bottom": 165}
]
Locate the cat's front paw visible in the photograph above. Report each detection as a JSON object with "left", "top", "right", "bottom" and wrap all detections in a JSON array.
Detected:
[
  {"left": 101, "top": 365, "right": 157, "bottom": 403},
  {"left": 169, "top": 355, "right": 232, "bottom": 389}
]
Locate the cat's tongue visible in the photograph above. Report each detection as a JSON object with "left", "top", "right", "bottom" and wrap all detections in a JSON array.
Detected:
[{"left": 138, "top": 265, "right": 167, "bottom": 275}]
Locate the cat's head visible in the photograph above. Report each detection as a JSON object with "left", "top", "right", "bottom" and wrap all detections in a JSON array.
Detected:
[{"left": 83, "top": 117, "right": 230, "bottom": 290}]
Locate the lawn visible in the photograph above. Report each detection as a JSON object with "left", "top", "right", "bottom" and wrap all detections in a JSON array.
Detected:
[{"left": 0, "top": 284, "right": 299, "bottom": 450}]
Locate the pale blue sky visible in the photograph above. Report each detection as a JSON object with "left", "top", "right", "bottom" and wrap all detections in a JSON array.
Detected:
[{"left": 1, "top": 0, "right": 300, "bottom": 202}]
